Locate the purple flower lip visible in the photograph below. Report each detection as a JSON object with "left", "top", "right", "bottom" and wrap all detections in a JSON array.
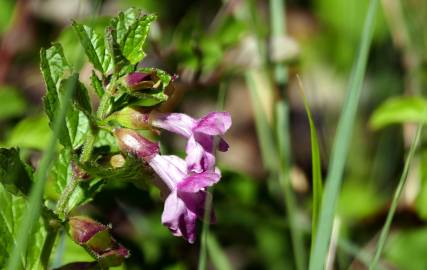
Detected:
[
  {"left": 148, "top": 153, "right": 221, "bottom": 243},
  {"left": 114, "top": 128, "right": 159, "bottom": 160},
  {"left": 152, "top": 111, "right": 232, "bottom": 153}
]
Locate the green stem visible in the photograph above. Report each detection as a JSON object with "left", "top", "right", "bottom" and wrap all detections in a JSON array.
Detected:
[
  {"left": 198, "top": 192, "right": 212, "bottom": 270},
  {"left": 80, "top": 132, "right": 96, "bottom": 163},
  {"left": 40, "top": 222, "right": 60, "bottom": 269},
  {"left": 55, "top": 177, "right": 80, "bottom": 219},
  {"left": 369, "top": 124, "right": 423, "bottom": 270},
  {"left": 80, "top": 92, "right": 111, "bottom": 163},
  {"left": 269, "top": 0, "right": 288, "bottom": 85}
]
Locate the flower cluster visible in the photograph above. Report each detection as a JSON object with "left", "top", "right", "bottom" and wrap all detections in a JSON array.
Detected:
[{"left": 114, "top": 81, "right": 231, "bottom": 243}]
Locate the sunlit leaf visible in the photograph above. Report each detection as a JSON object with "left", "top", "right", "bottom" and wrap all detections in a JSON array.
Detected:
[
  {"left": 0, "top": 183, "right": 47, "bottom": 269},
  {"left": 72, "top": 21, "right": 112, "bottom": 74},
  {"left": 370, "top": 96, "right": 427, "bottom": 130},
  {"left": 6, "top": 115, "right": 50, "bottom": 150}
]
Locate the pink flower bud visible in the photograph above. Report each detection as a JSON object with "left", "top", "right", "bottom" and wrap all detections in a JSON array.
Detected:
[
  {"left": 69, "top": 216, "right": 108, "bottom": 244},
  {"left": 68, "top": 216, "right": 130, "bottom": 267},
  {"left": 125, "top": 71, "right": 160, "bottom": 91},
  {"left": 114, "top": 128, "right": 159, "bottom": 160}
]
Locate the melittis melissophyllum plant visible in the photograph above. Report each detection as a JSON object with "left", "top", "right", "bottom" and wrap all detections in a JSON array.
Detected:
[{"left": 0, "top": 8, "right": 231, "bottom": 269}]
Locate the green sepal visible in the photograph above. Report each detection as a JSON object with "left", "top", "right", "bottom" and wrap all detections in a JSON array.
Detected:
[{"left": 90, "top": 71, "right": 104, "bottom": 97}]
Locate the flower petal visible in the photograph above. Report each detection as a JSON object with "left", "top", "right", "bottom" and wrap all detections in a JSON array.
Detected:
[
  {"left": 178, "top": 191, "right": 216, "bottom": 223},
  {"left": 161, "top": 192, "right": 186, "bottom": 235},
  {"left": 161, "top": 192, "right": 197, "bottom": 243},
  {"left": 148, "top": 155, "right": 187, "bottom": 190},
  {"left": 177, "top": 171, "right": 221, "bottom": 193},
  {"left": 193, "top": 112, "right": 232, "bottom": 135},
  {"left": 186, "top": 136, "right": 216, "bottom": 173},
  {"left": 152, "top": 113, "right": 196, "bottom": 138},
  {"left": 218, "top": 137, "right": 229, "bottom": 152}
]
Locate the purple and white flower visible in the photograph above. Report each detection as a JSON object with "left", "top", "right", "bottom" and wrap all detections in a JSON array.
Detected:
[{"left": 114, "top": 128, "right": 222, "bottom": 243}]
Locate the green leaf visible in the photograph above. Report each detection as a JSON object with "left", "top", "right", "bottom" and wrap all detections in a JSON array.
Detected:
[
  {"left": 46, "top": 148, "right": 73, "bottom": 202},
  {"left": 6, "top": 115, "right": 50, "bottom": 150},
  {"left": 40, "top": 49, "right": 88, "bottom": 150},
  {"left": 370, "top": 96, "right": 427, "bottom": 130},
  {"left": 57, "top": 75, "right": 90, "bottom": 149},
  {"left": 72, "top": 21, "right": 112, "bottom": 74},
  {"left": 90, "top": 71, "right": 104, "bottom": 97},
  {"left": 46, "top": 148, "right": 103, "bottom": 217},
  {"left": 113, "top": 7, "right": 140, "bottom": 45},
  {"left": 0, "top": 86, "right": 27, "bottom": 120},
  {"left": 40, "top": 43, "right": 72, "bottom": 93},
  {"left": 130, "top": 91, "right": 168, "bottom": 107},
  {"left": 40, "top": 44, "right": 73, "bottom": 147},
  {"left": 108, "top": 8, "right": 156, "bottom": 65},
  {"left": 72, "top": 75, "right": 92, "bottom": 117},
  {"left": 297, "top": 78, "right": 323, "bottom": 254},
  {"left": 0, "top": 148, "right": 32, "bottom": 196},
  {"left": 105, "top": 26, "right": 133, "bottom": 76},
  {"left": 120, "top": 14, "right": 156, "bottom": 64},
  {"left": 0, "top": 183, "right": 47, "bottom": 269}
]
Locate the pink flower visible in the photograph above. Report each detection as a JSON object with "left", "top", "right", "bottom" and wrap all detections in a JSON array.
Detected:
[{"left": 114, "top": 128, "right": 221, "bottom": 243}]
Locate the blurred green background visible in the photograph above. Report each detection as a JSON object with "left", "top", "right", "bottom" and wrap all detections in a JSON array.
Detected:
[{"left": 1, "top": 0, "right": 427, "bottom": 269}]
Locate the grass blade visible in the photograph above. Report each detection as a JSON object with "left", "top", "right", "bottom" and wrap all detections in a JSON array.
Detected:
[
  {"left": 296, "top": 76, "right": 323, "bottom": 253},
  {"left": 276, "top": 101, "right": 307, "bottom": 270},
  {"left": 6, "top": 76, "right": 77, "bottom": 270},
  {"left": 308, "top": 0, "right": 380, "bottom": 269},
  {"left": 369, "top": 124, "right": 423, "bottom": 269}
]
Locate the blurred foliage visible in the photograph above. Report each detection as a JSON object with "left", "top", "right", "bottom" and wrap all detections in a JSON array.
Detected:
[
  {"left": 384, "top": 228, "right": 427, "bottom": 270},
  {"left": 0, "top": 86, "right": 27, "bottom": 120},
  {"left": 0, "top": 0, "right": 14, "bottom": 34}
]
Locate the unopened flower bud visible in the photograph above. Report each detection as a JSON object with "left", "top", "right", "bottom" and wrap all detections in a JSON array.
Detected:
[
  {"left": 125, "top": 71, "right": 161, "bottom": 91},
  {"left": 107, "top": 107, "right": 151, "bottom": 130},
  {"left": 68, "top": 216, "right": 130, "bottom": 267},
  {"left": 69, "top": 216, "right": 108, "bottom": 244},
  {"left": 114, "top": 128, "right": 159, "bottom": 160}
]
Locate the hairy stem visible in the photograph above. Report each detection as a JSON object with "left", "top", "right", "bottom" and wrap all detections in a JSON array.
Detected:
[
  {"left": 55, "top": 177, "right": 80, "bottom": 218},
  {"left": 80, "top": 92, "right": 111, "bottom": 163}
]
